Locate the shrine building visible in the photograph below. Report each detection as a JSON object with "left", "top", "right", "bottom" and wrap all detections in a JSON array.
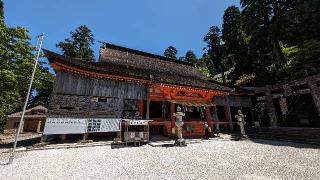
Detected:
[{"left": 43, "top": 43, "right": 251, "bottom": 138}]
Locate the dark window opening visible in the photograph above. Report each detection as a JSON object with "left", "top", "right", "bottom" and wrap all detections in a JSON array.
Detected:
[
  {"left": 149, "top": 101, "right": 163, "bottom": 118},
  {"left": 185, "top": 106, "right": 202, "bottom": 119},
  {"left": 316, "top": 81, "right": 320, "bottom": 87}
]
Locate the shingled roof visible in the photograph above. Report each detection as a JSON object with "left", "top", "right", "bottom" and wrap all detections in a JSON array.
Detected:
[{"left": 43, "top": 44, "right": 231, "bottom": 92}]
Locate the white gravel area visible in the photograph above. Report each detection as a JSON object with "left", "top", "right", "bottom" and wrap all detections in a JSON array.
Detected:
[{"left": 0, "top": 140, "right": 319, "bottom": 180}]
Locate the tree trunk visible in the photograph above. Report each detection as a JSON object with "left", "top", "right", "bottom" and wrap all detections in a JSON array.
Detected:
[{"left": 272, "top": 38, "right": 286, "bottom": 64}]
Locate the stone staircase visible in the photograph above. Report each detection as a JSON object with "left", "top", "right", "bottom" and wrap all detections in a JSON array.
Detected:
[{"left": 246, "top": 127, "right": 320, "bottom": 145}]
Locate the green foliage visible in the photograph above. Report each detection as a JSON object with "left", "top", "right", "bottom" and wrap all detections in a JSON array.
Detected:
[
  {"left": 163, "top": 46, "right": 178, "bottom": 59},
  {"left": 57, "top": 25, "right": 95, "bottom": 61},
  {"left": 185, "top": 50, "right": 197, "bottom": 64},
  {"left": 201, "top": 1, "right": 320, "bottom": 87},
  {"left": 0, "top": 2, "right": 54, "bottom": 132}
]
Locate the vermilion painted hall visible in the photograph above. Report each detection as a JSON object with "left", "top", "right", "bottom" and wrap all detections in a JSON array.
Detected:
[{"left": 43, "top": 43, "right": 252, "bottom": 138}]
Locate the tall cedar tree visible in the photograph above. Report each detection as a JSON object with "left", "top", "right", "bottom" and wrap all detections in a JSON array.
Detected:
[
  {"left": 57, "top": 25, "right": 95, "bottom": 61},
  {"left": 203, "top": 26, "right": 224, "bottom": 76},
  {"left": 222, "top": 6, "right": 251, "bottom": 76},
  {"left": 0, "top": 0, "right": 54, "bottom": 131},
  {"left": 185, "top": 50, "right": 197, "bottom": 64},
  {"left": 241, "top": 0, "right": 298, "bottom": 64},
  {"left": 164, "top": 46, "right": 178, "bottom": 59}
]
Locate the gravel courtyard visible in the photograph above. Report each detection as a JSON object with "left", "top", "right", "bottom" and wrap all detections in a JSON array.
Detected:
[{"left": 1, "top": 139, "right": 319, "bottom": 180}]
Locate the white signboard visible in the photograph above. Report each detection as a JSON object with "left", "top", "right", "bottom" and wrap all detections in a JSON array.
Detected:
[
  {"left": 87, "top": 119, "right": 121, "bottom": 132},
  {"left": 43, "top": 118, "right": 87, "bottom": 135},
  {"left": 128, "top": 120, "right": 149, "bottom": 126}
]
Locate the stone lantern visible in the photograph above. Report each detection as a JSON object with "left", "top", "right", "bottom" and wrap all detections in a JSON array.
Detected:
[
  {"left": 174, "top": 106, "right": 186, "bottom": 146},
  {"left": 235, "top": 109, "right": 247, "bottom": 138}
]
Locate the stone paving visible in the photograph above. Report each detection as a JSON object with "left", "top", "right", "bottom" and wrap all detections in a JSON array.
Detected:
[{"left": 0, "top": 139, "right": 319, "bottom": 180}]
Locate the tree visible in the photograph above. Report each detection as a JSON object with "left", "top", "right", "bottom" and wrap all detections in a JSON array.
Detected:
[
  {"left": 0, "top": 0, "right": 54, "bottom": 131},
  {"left": 185, "top": 50, "right": 197, "bottom": 64},
  {"left": 241, "top": 0, "right": 298, "bottom": 64},
  {"left": 0, "top": 0, "right": 3, "bottom": 18},
  {"left": 164, "top": 46, "right": 178, "bottom": 59},
  {"left": 222, "top": 6, "right": 251, "bottom": 75},
  {"left": 57, "top": 25, "right": 95, "bottom": 61},
  {"left": 203, "top": 26, "right": 224, "bottom": 77}
]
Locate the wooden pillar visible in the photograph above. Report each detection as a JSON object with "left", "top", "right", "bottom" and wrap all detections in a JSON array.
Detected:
[
  {"left": 265, "top": 85, "right": 278, "bottom": 127},
  {"left": 60, "top": 134, "right": 66, "bottom": 141},
  {"left": 170, "top": 103, "right": 176, "bottom": 135},
  {"left": 83, "top": 133, "right": 88, "bottom": 141},
  {"left": 224, "top": 105, "right": 234, "bottom": 132},
  {"left": 36, "top": 120, "right": 42, "bottom": 133},
  {"left": 214, "top": 105, "right": 220, "bottom": 130},
  {"left": 138, "top": 100, "right": 144, "bottom": 118},
  {"left": 146, "top": 99, "right": 150, "bottom": 119},
  {"left": 205, "top": 107, "right": 213, "bottom": 128},
  {"left": 307, "top": 79, "right": 320, "bottom": 116}
]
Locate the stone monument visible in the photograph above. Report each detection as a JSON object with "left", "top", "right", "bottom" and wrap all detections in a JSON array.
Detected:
[
  {"left": 235, "top": 109, "right": 247, "bottom": 139},
  {"left": 174, "top": 106, "right": 186, "bottom": 146}
]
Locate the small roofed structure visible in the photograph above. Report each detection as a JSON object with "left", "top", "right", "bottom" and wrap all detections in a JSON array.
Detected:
[
  {"left": 43, "top": 43, "right": 248, "bottom": 139},
  {"left": 5, "top": 105, "right": 47, "bottom": 133}
]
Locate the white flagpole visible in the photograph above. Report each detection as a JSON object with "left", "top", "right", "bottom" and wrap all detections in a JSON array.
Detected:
[{"left": 8, "top": 33, "right": 45, "bottom": 165}]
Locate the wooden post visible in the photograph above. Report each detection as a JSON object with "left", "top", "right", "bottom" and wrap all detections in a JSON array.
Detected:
[
  {"left": 224, "top": 105, "right": 234, "bottom": 132},
  {"left": 41, "top": 135, "right": 47, "bottom": 142},
  {"left": 60, "top": 134, "right": 66, "bottom": 141},
  {"left": 205, "top": 107, "right": 213, "bottom": 130},
  {"left": 83, "top": 133, "right": 88, "bottom": 141},
  {"left": 214, "top": 105, "right": 220, "bottom": 130},
  {"left": 36, "top": 120, "right": 42, "bottom": 133},
  {"left": 170, "top": 103, "right": 176, "bottom": 135},
  {"left": 138, "top": 100, "right": 144, "bottom": 118},
  {"left": 146, "top": 99, "right": 150, "bottom": 119},
  {"left": 307, "top": 79, "right": 320, "bottom": 116}
]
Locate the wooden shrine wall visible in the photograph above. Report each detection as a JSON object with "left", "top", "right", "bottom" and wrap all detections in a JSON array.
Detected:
[{"left": 49, "top": 71, "right": 147, "bottom": 118}]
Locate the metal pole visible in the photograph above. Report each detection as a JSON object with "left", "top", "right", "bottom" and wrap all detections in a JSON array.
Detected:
[{"left": 8, "top": 33, "right": 44, "bottom": 165}]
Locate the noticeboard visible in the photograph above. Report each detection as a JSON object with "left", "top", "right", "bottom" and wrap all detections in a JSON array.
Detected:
[
  {"left": 43, "top": 118, "right": 87, "bottom": 135},
  {"left": 87, "top": 119, "right": 121, "bottom": 132}
]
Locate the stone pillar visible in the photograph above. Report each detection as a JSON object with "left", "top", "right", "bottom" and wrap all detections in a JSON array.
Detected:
[
  {"left": 265, "top": 85, "right": 278, "bottom": 127},
  {"left": 146, "top": 99, "right": 150, "bottom": 119},
  {"left": 170, "top": 103, "right": 176, "bottom": 135},
  {"left": 20, "top": 121, "right": 24, "bottom": 133},
  {"left": 307, "top": 79, "right": 320, "bottom": 116},
  {"left": 224, "top": 105, "right": 234, "bottom": 132},
  {"left": 36, "top": 120, "right": 42, "bottom": 133}
]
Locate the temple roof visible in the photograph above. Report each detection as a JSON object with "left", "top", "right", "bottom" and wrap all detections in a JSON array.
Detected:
[{"left": 43, "top": 47, "right": 232, "bottom": 92}]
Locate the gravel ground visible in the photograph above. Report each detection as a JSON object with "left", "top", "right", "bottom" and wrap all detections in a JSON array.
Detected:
[{"left": 0, "top": 139, "right": 319, "bottom": 180}]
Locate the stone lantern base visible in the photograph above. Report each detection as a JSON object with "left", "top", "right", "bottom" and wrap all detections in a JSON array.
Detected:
[{"left": 174, "top": 138, "right": 186, "bottom": 146}]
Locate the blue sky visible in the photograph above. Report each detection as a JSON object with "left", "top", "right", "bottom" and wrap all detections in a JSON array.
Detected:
[{"left": 4, "top": 0, "right": 240, "bottom": 60}]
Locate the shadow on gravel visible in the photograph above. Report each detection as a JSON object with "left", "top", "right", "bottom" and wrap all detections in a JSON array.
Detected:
[
  {"left": 0, "top": 137, "right": 41, "bottom": 149},
  {"left": 248, "top": 138, "right": 320, "bottom": 149},
  {"left": 111, "top": 143, "right": 148, "bottom": 149}
]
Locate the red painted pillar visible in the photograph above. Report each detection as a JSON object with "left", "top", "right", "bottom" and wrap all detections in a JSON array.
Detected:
[
  {"left": 170, "top": 103, "right": 176, "bottom": 135},
  {"left": 205, "top": 107, "right": 214, "bottom": 127}
]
